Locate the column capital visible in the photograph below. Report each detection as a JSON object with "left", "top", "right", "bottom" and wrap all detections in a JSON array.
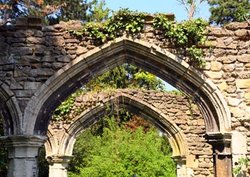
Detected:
[
  {"left": 0, "top": 135, "right": 47, "bottom": 147},
  {"left": 206, "top": 132, "right": 232, "bottom": 155},
  {"left": 206, "top": 132, "right": 231, "bottom": 144},
  {"left": 0, "top": 135, "right": 47, "bottom": 158},
  {"left": 47, "top": 155, "right": 72, "bottom": 177},
  {"left": 47, "top": 155, "right": 72, "bottom": 165}
]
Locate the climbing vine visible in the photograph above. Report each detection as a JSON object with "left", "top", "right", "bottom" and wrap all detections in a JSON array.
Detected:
[
  {"left": 70, "top": 9, "right": 208, "bottom": 68},
  {"left": 71, "top": 8, "right": 146, "bottom": 42},
  {"left": 52, "top": 89, "right": 85, "bottom": 121},
  {"left": 153, "top": 14, "right": 208, "bottom": 67},
  {"left": 233, "top": 157, "right": 249, "bottom": 176}
]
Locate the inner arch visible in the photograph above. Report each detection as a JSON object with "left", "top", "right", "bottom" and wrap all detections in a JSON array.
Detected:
[{"left": 46, "top": 93, "right": 188, "bottom": 159}]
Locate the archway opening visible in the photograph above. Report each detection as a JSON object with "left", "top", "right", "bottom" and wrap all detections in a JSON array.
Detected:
[
  {"left": 44, "top": 87, "right": 215, "bottom": 177},
  {"left": 68, "top": 110, "right": 177, "bottom": 177},
  {"left": 42, "top": 62, "right": 184, "bottom": 177},
  {"left": 27, "top": 39, "right": 230, "bottom": 136},
  {"left": 25, "top": 39, "right": 231, "bottom": 177}
]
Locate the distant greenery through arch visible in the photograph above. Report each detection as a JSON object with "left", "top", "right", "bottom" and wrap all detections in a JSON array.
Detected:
[{"left": 68, "top": 116, "right": 176, "bottom": 177}]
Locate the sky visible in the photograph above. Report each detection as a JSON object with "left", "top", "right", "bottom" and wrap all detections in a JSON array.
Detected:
[{"left": 105, "top": 0, "right": 211, "bottom": 22}]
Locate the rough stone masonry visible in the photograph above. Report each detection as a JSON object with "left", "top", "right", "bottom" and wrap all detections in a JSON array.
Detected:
[{"left": 0, "top": 17, "right": 249, "bottom": 177}]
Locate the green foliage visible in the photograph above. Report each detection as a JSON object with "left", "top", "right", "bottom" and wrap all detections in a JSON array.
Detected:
[
  {"left": 44, "top": 0, "right": 96, "bottom": 21},
  {"left": 86, "top": 64, "right": 165, "bottom": 91},
  {"left": 208, "top": 0, "right": 250, "bottom": 25},
  {"left": 153, "top": 14, "right": 208, "bottom": 67},
  {"left": 233, "top": 157, "right": 250, "bottom": 176},
  {"left": 52, "top": 64, "right": 165, "bottom": 121},
  {"left": 87, "top": 0, "right": 110, "bottom": 22},
  {"left": 68, "top": 117, "right": 176, "bottom": 177},
  {"left": 70, "top": 8, "right": 146, "bottom": 43},
  {"left": 52, "top": 89, "right": 84, "bottom": 121},
  {"left": 71, "top": 10, "right": 207, "bottom": 68},
  {"left": 0, "top": 0, "right": 109, "bottom": 25}
]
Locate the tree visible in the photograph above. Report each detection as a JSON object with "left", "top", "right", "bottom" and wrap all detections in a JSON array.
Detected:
[
  {"left": 86, "top": 64, "right": 165, "bottom": 91},
  {"left": 177, "top": 0, "right": 206, "bottom": 20},
  {"left": 208, "top": 0, "right": 250, "bottom": 25},
  {"left": 53, "top": 64, "right": 165, "bottom": 121},
  {"left": 43, "top": 0, "right": 97, "bottom": 22},
  {"left": 87, "top": 0, "right": 109, "bottom": 22},
  {"left": 60, "top": 65, "right": 173, "bottom": 177},
  {"left": 68, "top": 117, "right": 176, "bottom": 177},
  {"left": 0, "top": 0, "right": 110, "bottom": 25}
]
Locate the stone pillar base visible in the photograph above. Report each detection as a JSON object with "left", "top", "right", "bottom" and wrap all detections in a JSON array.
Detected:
[{"left": 1, "top": 135, "right": 46, "bottom": 177}]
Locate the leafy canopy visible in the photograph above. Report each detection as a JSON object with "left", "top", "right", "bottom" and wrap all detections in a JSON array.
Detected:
[
  {"left": 68, "top": 117, "right": 176, "bottom": 177},
  {"left": 0, "top": 0, "right": 110, "bottom": 24},
  {"left": 208, "top": 0, "right": 250, "bottom": 25}
]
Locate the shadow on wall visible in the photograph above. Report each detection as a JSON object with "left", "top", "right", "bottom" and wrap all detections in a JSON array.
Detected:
[{"left": 0, "top": 116, "right": 8, "bottom": 177}]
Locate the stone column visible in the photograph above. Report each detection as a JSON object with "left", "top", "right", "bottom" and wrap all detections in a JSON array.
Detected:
[
  {"left": 207, "top": 133, "right": 232, "bottom": 177},
  {"left": 1, "top": 135, "right": 46, "bottom": 177},
  {"left": 47, "top": 155, "right": 72, "bottom": 177}
]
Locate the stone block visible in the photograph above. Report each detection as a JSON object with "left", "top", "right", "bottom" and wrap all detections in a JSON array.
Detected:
[
  {"left": 245, "top": 92, "right": 250, "bottom": 102},
  {"left": 246, "top": 63, "right": 250, "bottom": 68},
  {"left": 27, "top": 37, "right": 43, "bottom": 44},
  {"left": 14, "top": 29, "right": 34, "bottom": 38},
  {"left": 204, "top": 71, "right": 223, "bottom": 79},
  {"left": 10, "top": 78, "right": 23, "bottom": 90},
  {"left": 235, "top": 29, "right": 248, "bottom": 37},
  {"left": 225, "top": 22, "right": 249, "bottom": 30},
  {"left": 24, "top": 82, "right": 41, "bottom": 90},
  {"left": 227, "top": 97, "right": 241, "bottom": 107},
  {"left": 232, "top": 131, "right": 247, "bottom": 154},
  {"left": 57, "top": 55, "right": 71, "bottom": 63},
  {"left": 30, "top": 68, "right": 54, "bottom": 77},
  {"left": 237, "top": 54, "right": 250, "bottom": 63},
  {"left": 218, "top": 56, "right": 237, "bottom": 64},
  {"left": 236, "top": 79, "right": 250, "bottom": 89},
  {"left": 224, "top": 37, "right": 233, "bottom": 46},
  {"left": 14, "top": 90, "right": 36, "bottom": 98},
  {"left": 222, "top": 64, "right": 235, "bottom": 72},
  {"left": 76, "top": 46, "right": 88, "bottom": 55},
  {"left": 210, "top": 61, "right": 222, "bottom": 71}
]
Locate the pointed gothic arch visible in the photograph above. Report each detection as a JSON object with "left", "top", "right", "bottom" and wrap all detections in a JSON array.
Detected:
[
  {"left": 45, "top": 93, "right": 188, "bottom": 158},
  {"left": 24, "top": 38, "right": 231, "bottom": 136}
]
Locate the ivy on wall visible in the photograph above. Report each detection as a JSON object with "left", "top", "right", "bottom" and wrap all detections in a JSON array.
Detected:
[
  {"left": 153, "top": 14, "right": 207, "bottom": 67},
  {"left": 71, "top": 9, "right": 145, "bottom": 42},
  {"left": 70, "top": 8, "right": 208, "bottom": 68}
]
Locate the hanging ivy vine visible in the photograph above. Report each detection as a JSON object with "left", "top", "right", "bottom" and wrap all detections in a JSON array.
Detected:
[
  {"left": 71, "top": 8, "right": 146, "bottom": 42},
  {"left": 153, "top": 14, "right": 208, "bottom": 67},
  {"left": 70, "top": 9, "right": 208, "bottom": 68}
]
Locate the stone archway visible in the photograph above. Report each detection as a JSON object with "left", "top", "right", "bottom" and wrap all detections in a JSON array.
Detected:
[
  {"left": 24, "top": 38, "right": 231, "bottom": 134},
  {"left": 22, "top": 38, "right": 232, "bottom": 177},
  {"left": 45, "top": 91, "right": 193, "bottom": 177}
]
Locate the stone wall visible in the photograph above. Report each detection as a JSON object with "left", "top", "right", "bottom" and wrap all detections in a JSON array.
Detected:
[
  {"left": 48, "top": 89, "right": 214, "bottom": 177},
  {"left": 204, "top": 23, "right": 250, "bottom": 176},
  {"left": 0, "top": 18, "right": 249, "bottom": 176}
]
